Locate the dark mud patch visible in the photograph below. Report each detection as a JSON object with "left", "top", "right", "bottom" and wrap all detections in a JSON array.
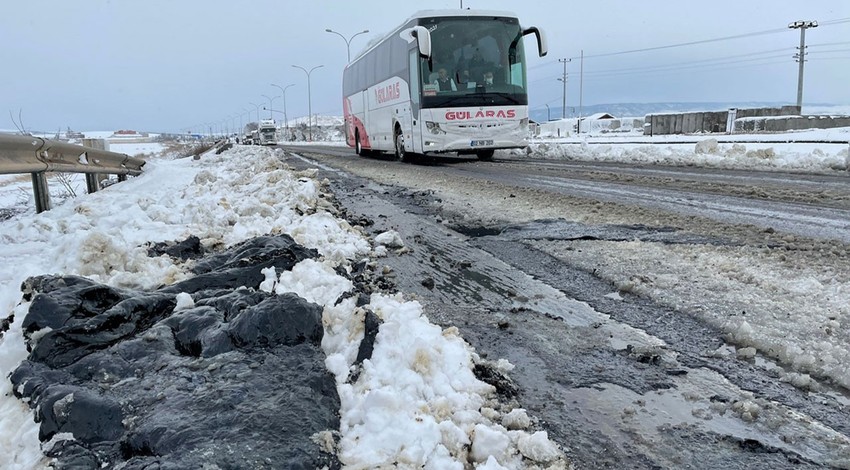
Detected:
[
  {"left": 11, "top": 234, "right": 342, "bottom": 469},
  {"left": 146, "top": 235, "right": 204, "bottom": 261},
  {"left": 456, "top": 218, "right": 736, "bottom": 247}
]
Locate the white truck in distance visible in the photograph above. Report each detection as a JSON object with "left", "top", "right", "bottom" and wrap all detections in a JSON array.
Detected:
[{"left": 257, "top": 120, "right": 277, "bottom": 146}]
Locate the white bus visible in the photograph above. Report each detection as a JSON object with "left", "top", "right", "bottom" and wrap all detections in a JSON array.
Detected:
[{"left": 342, "top": 9, "right": 547, "bottom": 161}]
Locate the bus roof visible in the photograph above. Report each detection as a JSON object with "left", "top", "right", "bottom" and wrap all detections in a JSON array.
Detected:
[
  {"left": 407, "top": 9, "right": 519, "bottom": 20},
  {"left": 347, "top": 9, "right": 521, "bottom": 67}
]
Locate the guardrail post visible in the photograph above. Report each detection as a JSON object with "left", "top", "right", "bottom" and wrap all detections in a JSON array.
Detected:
[
  {"left": 85, "top": 173, "right": 100, "bottom": 193},
  {"left": 82, "top": 138, "right": 108, "bottom": 192},
  {"left": 31, "top": 172, "right": 51, "bottom": 213}
]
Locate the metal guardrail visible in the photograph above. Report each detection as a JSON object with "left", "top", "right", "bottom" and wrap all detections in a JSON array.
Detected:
[
  {"left": 0, "top": 134, "right": 146, "bottom": 213},
  {"left": 0, "top": 134, "right": 145, "bottom": 175}
]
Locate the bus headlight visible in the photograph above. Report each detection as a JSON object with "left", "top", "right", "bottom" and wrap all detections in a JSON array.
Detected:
[{"left": 426, "top": 121, "right": 446, "bottom": 134}]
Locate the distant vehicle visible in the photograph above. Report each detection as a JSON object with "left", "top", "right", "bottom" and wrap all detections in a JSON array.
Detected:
[
  {"left": 66, "top": 127, "right": 85, "bottom": 139},
  {"left": 342, "top": 9, "right": 547, "bottom": 161},
  {"left": 257, "top": 120, "right": 277, "bottom": 146}
]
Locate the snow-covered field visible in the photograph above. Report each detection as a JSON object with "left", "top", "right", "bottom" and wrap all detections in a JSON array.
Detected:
[
  {"left": 528, "top": 128, "right": 850, "bottom": 173},
  {"left": 107, "top": 142, "right": 167, "bottom": 157},
  {"left": 0, "top": 145, "right": 566, "bottom": 468}
]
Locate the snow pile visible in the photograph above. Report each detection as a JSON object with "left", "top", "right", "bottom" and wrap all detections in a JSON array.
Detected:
[
  {"left": 0, "top": 302, "right": 42, "bottom": 469},
  {"left": 322, "top": 292, "right": 566, "bottom": 468},
  {"left": 374, "top": 229, "right": 405, "bottom": 248},
  {"left": 528, "top": 138, "right": 849, "bottom": 172},
  {"left": 277, "top": 259, "right": 568, "bottom": 468}
]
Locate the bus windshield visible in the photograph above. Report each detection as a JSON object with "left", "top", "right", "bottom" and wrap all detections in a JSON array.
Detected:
[{"left": 419, "top": 16, "right": 528, "bottom": 109}]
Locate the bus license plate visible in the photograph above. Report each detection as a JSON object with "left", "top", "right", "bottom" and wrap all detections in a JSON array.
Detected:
[{"left": 471, "top": 139, "right": 493, "bottom": 147}]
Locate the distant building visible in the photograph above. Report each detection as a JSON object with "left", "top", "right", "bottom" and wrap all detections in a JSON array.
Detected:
[
  {"left": 585, "top": 112, "right": 616, "bottom": 120},
  {"left": 66, "top": 127, "right": 85, "bottom": 139},
  {"left": 111, "top": 129, "right": 150, "bottom": 138}
]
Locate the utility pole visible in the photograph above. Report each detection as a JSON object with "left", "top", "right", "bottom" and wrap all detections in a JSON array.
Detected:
[
  {"left": 249, "top": 102, "right": 261, "bottom": 124},
  {"left": 558, "top": 58, "right": 570, "bottom": 119},
  {"left": 271, "top": 83, "right": 295, "bottom": 137},
  {"left": 575, "top": 50, "right": 584, "bottom": 133},
  {"left": 788, "top": 20, "right": 817, "bottom": 110},
  {"left": 261, "top": 94, "right": 278, "bottom": 120}
]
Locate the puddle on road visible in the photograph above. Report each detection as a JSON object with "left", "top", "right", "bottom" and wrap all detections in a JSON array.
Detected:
[{"left": 564, "top": 367, "right": 850, "bottom": 468}]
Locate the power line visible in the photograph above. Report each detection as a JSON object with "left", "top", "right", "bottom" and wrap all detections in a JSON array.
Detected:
[
  {"left": 583, "top": 54, "right": 791, "bottom": 77},
  {"left": 530, "top": 47, "right": 794, "bottom": 83},
  {"left": 530, "top": 44, "right": 847, "bottom": 85},
  {"left": 808, "top": 47, "right": 850, "bottom": 55},
  {"left": 809, "top": 40, "right": 850, "bottom": 48},
  {"left": 578, "top": 57, "right": 791, "bottom": 81},
  {"left": 563, "top": 58, "right": 792, "bottom": 87},
  {"left": 573, "top": 28, "right": 789, "bottom": 60},
  {"left": 581, "top": 48, "right": 792, "bottom": 75},
  {"left": 818, "top": 17, "right": 850, "bottom": 26},
  {"left": 529, "top": 15, "right": 850, "bottom": 71}
]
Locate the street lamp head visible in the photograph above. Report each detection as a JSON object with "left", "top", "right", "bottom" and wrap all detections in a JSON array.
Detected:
[
  {"left": 788, "top": 20, "right": 818, "bottom": 29},
  {"left": 325, "top": 28, "right": 333, "bottom": 32}
]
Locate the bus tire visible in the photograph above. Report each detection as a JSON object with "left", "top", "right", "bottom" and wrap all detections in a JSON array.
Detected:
[
  {"left": 394, "top": 125, "right": 408, "bottom": 162},
  {"left": 476, "top": 149, "right": 495, "bottom": 161}
]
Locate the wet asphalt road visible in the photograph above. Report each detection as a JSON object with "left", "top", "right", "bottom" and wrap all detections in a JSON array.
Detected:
[{"left": 280, "top": 145, "right": 850, "bottom": 469}]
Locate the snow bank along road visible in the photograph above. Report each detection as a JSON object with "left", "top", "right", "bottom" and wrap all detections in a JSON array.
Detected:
[
  {"left": 283, "top": 143, "right": 850, "bottom": 468},
  {"left": 0, "top": 146, "right": 570, "bottom": 469}
]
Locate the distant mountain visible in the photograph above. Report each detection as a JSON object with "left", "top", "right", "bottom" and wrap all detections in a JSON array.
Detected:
[{"left": 531, "top": 102, "right": 846, "bottom": 122}]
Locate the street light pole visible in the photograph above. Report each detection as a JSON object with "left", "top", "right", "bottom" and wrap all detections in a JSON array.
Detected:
[
  {"left": 271, "top": 83, "right": 295, "bottom": 136},
  {"left": 241, "top": 109, "right": 251, "bottom": 135},
  {"left": 249, "top": 102, "right": 261, "bottom": 124},
  {"left": 557, "top": 58, "right": 570, "bottom": 120},
  {"left": 292, "top": 64, "right": 324, "bottom": 142},
  {"left": 325, "top": 28, "right": 370, "bottom": 63},
  {"left": 788, "top": 20, "right": 818, "bottom": 110},
  {"left": 261, "top": 94, "right": 279, "bottom": 120}
]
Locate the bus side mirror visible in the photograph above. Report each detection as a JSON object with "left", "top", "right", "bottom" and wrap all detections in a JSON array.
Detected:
[
  {"left": 412, "top": 26, "right": 432, "bottom": 59},
  {"left": 523, "top": 27, "right": 548, "bottom": 57}
]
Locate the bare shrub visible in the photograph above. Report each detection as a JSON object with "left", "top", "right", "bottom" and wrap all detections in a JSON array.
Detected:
[{"left": 53, "top": 173, "right": 78, "bottom": 198}]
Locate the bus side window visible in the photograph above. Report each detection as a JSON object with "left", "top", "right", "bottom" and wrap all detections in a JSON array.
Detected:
[{"left": 409, "top": 49, "right": 420, "bottom": 106}]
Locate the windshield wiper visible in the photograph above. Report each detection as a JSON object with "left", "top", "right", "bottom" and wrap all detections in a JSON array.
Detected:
[{"left": 490, "top": 92, "right": 524, "bottom": 105}]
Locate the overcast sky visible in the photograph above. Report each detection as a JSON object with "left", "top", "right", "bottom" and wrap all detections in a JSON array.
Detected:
[{"left": 2, "top": 0, "right": 848, "bottom": 133}]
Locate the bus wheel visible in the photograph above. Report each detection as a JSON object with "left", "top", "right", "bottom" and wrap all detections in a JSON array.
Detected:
[
  {"left": 394, "top": 126, "right": 408, "bottom": 162},
  {"left": 476, "top": 149, "right": 495, "bottom": 161}
]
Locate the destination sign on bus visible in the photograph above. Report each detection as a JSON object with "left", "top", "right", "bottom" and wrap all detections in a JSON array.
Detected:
[{"left": 445, "top": 109, "right": 517, "bottom": 120}]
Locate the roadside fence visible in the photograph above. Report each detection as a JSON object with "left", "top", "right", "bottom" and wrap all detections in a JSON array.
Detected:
[{"left": 0, "top": 134, "right": 145, "bottom": 213}]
